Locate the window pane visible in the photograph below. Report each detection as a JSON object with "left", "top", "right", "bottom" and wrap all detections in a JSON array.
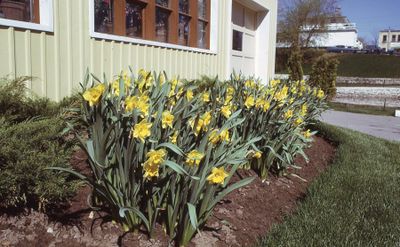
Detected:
[
  {"left": 94, "top": 0, "right": 113, "bottom": 34},
  {"left": 156, "top": 0, "right": 169, "bottom": 7},
  {"left": 126, "top": 1, "right": 145, "bottom": 38},
  {"left": 198, "top": 0, "right": 207, "bottom": 19},
  {"left": 178, "top": 15, "right": 190, "bottom": 46},
  {"left": 197, "top": 20, "right": 207, "bottom": 48},
  {"left": 0, "top": 0, "right": 34, "bottom": 22},
  {"left": 156, "top": 8, "right": 170, "bottom": 42},
  {"left": 232, "top": 30, "right": 243, "bottom": 51},
  {"left": 179, "top": 0, "right": 189, "bottom": 14}
]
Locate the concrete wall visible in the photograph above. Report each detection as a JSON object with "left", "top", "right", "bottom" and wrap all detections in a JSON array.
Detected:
[{"left": 337, "top": 76, "right": 400, "bottom": 86}]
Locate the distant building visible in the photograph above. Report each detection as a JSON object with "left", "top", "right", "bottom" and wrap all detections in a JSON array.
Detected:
[
  {"left": 378, "top": 29, "right": 400, "bottom": 52},
  {"left": 303, "top": 16, "right": 363, "bottom": 49}
]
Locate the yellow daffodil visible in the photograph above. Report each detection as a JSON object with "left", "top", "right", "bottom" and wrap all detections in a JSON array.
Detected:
[
  {"left": 202, "top": 92, "right": 210, "bottom": 102},
  {"left": 209, "top": 129, "right": 220, "bottom": 144},
  {"left": 186, "top": 150, "right": 204, "bottom": 166},
  {"left": 317, "top": 89, "right": 325, "bottom": 99},
  {"left": 189, "top": 118, "right": 204, "bottom": 136},
  {"left": 125, "top": 95, "right": 138, "bottom": 112},
  {"left": 295, "top": 118, "right": 303, "bottom": 126},
  {"left": 170, "top": 130, "right": 178, "bottom": 144},
  {"left": 219, "top": 129, "right": 230, "bottom": 142},
  {"left": 303, "top": 129, "right": 312, "bottom": 138},
  {"left": 274, "top": 85, "right": 288, "bottom": 102},
  {"left": 244, "top": 96, "right": 255, "bottom": 109},
  {"left": 201, "top": 111, "right": 212, "bottom": 128},
  {"left": 162, "top": 111, "right": 174, "bottom": 129},
  {"left": 186, "top": 90, "right": 194, "bottom": 101},
  {"left": 245, "top": 79, "right": 256, "bottom": 88},
  {"left": 301, "top": 104, "right": 308, "bottom": 117},
  {"left": 227, "top": 86, "right": 235, "bottom": 96},
  {"left": 112, "top": 80, "right": 120, "bottom": 96},
  {"left": 122, "top": 71, "right": 132, "bottom": 87},
  {"left": 263, "top": 101, "right": 271, "bottom": 112},
  {"left": 132, "top": 119, "right": 152, "bottom": 142},
  {"left": 143, "top": 149, "right": 167, "bottom": 178},
  {"left": 221, "top": 104, "right": 232, "bottom": 119},
  {"left": 147, "top": 149, "right": 167, "bottom": 165},
  {"left": 255, "top": 98, "right": 265, "bottom": 109},
  {"left": 269, "top": 79, "right": 280, "bottom": 88},
  {"left": 143, "top": 161, "right": 159, "bottom": 178},
  {"left": 285, "top": 110, "right": 293, "bottom": 119},
  {"left": 253, "top": 151, "right": 262, "bottom": 159},
  {"left": 136, "top": 94, "right": 150, "bottom": 116},
  {"left": 207, "top": 167, "right": 229, "bottom": 185},
  {"left": 83, "top": 83, "right": 106, "bottom": 106}
]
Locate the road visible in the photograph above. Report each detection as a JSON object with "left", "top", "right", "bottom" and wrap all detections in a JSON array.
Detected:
[{"left": 320, "top": 110, "right": 400, "bottom": 142}]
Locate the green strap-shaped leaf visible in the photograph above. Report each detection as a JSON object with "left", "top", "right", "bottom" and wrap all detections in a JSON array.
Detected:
[
  {"left": 45, "top": 167, "right": 88, "bottom": 180},
  {"left": 187, "top": 203, "right": 198, "bottom": 230},
  {"left": 209, "top": 177, "right": 254, "bottom": 210},
  {"left": 163, "top": 160, "right": 199, "bottom": 180},
  {"left": 156, "top": 142, "right": 185, "bottom": 156},
  {"left": 119, "top": 207, "right": 150, "bottom": 231}
]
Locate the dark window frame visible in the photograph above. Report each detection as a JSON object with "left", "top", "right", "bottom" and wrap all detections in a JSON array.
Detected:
[{"left": 94, "top": 0, "right": 210, "bottom": 49}]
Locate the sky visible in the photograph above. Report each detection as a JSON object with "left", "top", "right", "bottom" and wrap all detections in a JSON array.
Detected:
[{"left": 338, "top": 0, "right": 400, "bottom": 43}]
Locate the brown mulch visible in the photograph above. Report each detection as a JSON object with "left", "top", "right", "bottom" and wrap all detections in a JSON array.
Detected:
[{"left": 0, "top": 136, "right": 335, "bottom": 247}]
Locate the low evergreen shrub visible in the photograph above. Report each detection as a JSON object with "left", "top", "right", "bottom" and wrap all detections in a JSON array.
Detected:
[
  {"left": 0, "top": 117, "right": 77, "bottom": 211},
  {"left": 309, "top": 56, "right": 339, "bottom": 99}
]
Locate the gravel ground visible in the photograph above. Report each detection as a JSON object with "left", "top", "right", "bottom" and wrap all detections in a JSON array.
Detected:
[{"left": 333, "top": 87, "right": 400, "bottom": 107}]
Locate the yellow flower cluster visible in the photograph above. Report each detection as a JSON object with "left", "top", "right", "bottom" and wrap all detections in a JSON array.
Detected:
[
  {"left": 125, "top": 94, "right": 150, "bottom": 116},
  {"left": 189, "top": 111, "right": 212, "bottom": 136},
  {"left": 143, "top": 149, "right": 167, "bottom": 178},
  {"left": 209, "top": 129, "right": 230, "bottom": 144}
]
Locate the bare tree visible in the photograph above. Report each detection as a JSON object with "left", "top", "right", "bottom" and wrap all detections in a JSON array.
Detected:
[{"left": 278, "top": 0, "right": 340, "bottom": 48}]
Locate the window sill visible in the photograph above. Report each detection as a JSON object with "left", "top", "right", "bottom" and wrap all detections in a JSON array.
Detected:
[
  {"left": 0, "top": 18, "right": 53, "bottom": 32},
  {"left": 90, "top": 31, "right": 217, "bottom": 55}
]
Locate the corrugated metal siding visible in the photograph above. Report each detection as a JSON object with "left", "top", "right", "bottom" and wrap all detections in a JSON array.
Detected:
[{"left": 0, "top": 0, "right": 230, "bottom": 101}]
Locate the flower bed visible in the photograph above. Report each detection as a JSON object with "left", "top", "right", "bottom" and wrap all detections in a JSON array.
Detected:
[{"left": 54, "top": 70, "right": 327, "bottom": 245}]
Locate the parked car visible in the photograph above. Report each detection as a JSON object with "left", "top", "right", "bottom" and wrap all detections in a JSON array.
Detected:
[
  {"left": 364, "top": 45, "right": 384, "bottom": 54},
  {"left": 327, "top": 45, "right": 358, "bottom": 53}
]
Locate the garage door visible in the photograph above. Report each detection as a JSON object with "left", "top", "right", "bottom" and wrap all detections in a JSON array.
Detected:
[{"left": 231, "top": 1, "right": 257, "bottom": 76}]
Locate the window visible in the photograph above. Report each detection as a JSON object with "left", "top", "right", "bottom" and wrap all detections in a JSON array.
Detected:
[
  {"left": 232, "top": 30, "right": 242, "bottom": 51},
  {"left": 93, "top": 0, "right": 211, "bottom": 49},
  {"left": 398, "top": 35, "right": 400, "bottom": 42},
  {"left": 0, "top": 0, "right": 39, "bottom": 23},
  {"left": 383, "top": 35, "right": 387, "bottom": 43},
  {"left": 0, "top": 0, "right": 53, "bottom": 31},
  {"left": 392, "top": 35, "right": 396, "bottom": 42}
]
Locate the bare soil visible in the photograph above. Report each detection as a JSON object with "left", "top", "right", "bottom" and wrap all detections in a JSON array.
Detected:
[{"left": 0, "top": 136, "right": 335, "bottom": 247}]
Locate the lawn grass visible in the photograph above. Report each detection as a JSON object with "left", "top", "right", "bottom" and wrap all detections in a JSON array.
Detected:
[
  {"left": 257, "top": 124, "right": 400, "bottom": 247},
  {"left": 328, "top": 102, "right": 397, "bottom": 116},
  {"left": 276, "top": 54, "right": 400, "bottom": 78}
]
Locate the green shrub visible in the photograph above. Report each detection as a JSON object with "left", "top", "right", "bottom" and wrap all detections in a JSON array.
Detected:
[
  {"left": 287, "top": 47, "right": 304, "bottom": 81},
  {"left": 0, "top": 77, "right": 61, "bottom": 123},
  {"left": 0, "top": 118, "right": 77, "bottom": 211},
  {"left": 309, "top": 56, "right": 339, "bottom": 99}
]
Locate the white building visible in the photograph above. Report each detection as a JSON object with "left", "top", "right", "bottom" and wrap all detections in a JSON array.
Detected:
[
  {"left": 302, "top": 16, "right": 363, "bottom": 49},
  {"left": 378, "top": 29, "right": 400, "bottom": 52}
]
